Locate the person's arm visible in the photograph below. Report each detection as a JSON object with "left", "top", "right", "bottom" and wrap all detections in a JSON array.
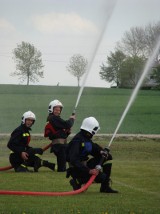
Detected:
[
  {"left": 69, "top": 140, "right": 90, "bottom": 173},
  {"left": 7, "top": 128, "right": 27, "bottom": 154},
  {"left": 51, "top": 115, "right": 75, "bottom": 129}
]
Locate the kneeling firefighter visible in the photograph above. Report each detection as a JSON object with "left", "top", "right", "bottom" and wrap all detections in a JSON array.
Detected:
[
  {"left": 66, "top": 117, "right": 118, "bottom": 193},
  {"left": 7, "top": 111, "right": 55, "bottom": 172}
]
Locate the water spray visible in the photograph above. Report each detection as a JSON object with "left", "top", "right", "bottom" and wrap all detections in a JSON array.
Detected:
[
  {"left": 107, "top": 36, "right": 160, "bottom": 148},
  {"left": 72, "top": 1, "right": 117, "bottom": 115}
]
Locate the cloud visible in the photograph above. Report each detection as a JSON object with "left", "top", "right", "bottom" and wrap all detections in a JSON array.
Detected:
[
  {"left": 0, "top": 18, "right": 15, "bottom": 33},
  {"left": 31, "top": 12, "right": 98, "bottom": 35}
]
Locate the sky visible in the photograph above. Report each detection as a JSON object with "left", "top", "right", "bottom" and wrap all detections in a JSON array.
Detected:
[{"left": 0, "top": 0, "right": 160, "bottom": 88}]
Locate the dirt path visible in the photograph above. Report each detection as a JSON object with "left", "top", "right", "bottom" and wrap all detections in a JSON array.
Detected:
[{"left": 1, "top": 133, "right": 160, "bottom": 140}]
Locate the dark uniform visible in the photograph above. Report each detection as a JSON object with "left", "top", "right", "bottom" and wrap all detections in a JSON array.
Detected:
[
  {"left": 8, "top": 124, "right": 55, "bottom": 172},
  {"left": 66, "top": 130, "right": 118, "bottom": 193},
  {"left": 44, "top": 114, "right": 74, "bottom": 172}
]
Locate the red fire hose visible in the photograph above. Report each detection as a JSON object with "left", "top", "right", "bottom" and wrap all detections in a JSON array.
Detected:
[
  {"left": 0, "top": 165, "right": 13, "bottom": 171},
  {"left": 0, "top": 143, "right": 97, "bottom": 196},
  {"left": 0, "top": 143, "right": 52, "bottom": 171},
  {"left": 0, "top": 175, "right": 96, "bottom": 196}
]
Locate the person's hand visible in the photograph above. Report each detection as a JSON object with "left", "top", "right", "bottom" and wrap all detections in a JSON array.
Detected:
[
  {"left": 100, "top": 150, "right": 109, "bottom": 159},
  {"left": 21, "top": 152, "right": 29, "bottom": 160},
  {"left": 100, "top": 147, "right": 110, "bottom": 157},
  {"left": 89, "top": 169, "right": 99, "bottom": 176},
  {"left": 100, "top": 148, "right": 112, "bottom": 161},
  {"left": 95, "top": 165, "right": 102, "bottom": 171},
  {"left": 70, "top": 114, "right": 76, "bottom": 120}
]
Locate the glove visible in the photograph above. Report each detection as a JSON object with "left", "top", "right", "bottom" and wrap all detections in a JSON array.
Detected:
[
  {"left": 100, "top": 148, "right": 112, "bottom": 160},
  {"left": 65, "top": 128, "right": 71, "bottom": 136},
  {"left": 95, "top": 165, "right": 102, "bottom": 171},
  {"left": 100, "top": 148, "right": 109, "bottom": 158}
]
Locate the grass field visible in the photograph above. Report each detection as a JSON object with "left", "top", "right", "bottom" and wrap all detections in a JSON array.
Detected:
[
  {"left": 0, "top": 84, "right": 160, "bottom": 213},
  {"left": 0, "top": 84, "right": 160, "bottom": 134},
  {"left": 0, "top": 138, "right": 160, "bottom": 214}
]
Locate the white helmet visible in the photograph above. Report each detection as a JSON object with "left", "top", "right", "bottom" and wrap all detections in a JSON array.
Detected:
[
  {"left": 22, "top": 111, "right": 36, "bottom": 124},
  {"left": 48, "top": 99, "right": 63, "bottom": 113},
  {"left": 80, "top": 117, "right": 100, "bottom": 135}
]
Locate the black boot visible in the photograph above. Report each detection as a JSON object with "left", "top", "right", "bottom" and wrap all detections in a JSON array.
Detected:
[
  {"left": 70, "top": 179, "right": 81, "bottom": 190},
  {"left": 66, "top": 168, "right": 72, "bottom": 178},
  {"left": 34, "top": 157, "right": 42, "bottom": 172},
  {"left": 42, "top": 160, "right": 55, "bottom": 171},
  {"left": 103, "top": 186, "right": 118, "bottom": 193},
  {"left": 100, "top": 163, "right": 118, "bottom": 193},
  {"left": 100, "top": 179, "right": 118, "bottom": 193},
  {"left": 15, "top": 164, "right": 33, "bottom": 172}
]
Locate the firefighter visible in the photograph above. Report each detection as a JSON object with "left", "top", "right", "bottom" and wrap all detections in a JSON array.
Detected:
[
  {"left": 7, "top": 111, "right": 55, "bottom": 172},
  {"left": 66, "top": 117, "right": 118, "bottom": 193},
  {"left": 44, "top": 99, "right": 75, "bottom": 172}
]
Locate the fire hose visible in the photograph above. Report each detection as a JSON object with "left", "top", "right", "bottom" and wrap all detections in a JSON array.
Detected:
[
  {"left": 0, "top": 175, "right": 96, "bottom": 196},
  {"left": 0, "top": 142, "right": 98, "bottom": 196},
  {"left": 0, "top": 142, "right": 52, "bottom": 171},
  {"left": 0, "top": 143, "right": 103, "bottom": 196},
  {"left": 0, "top": 142, "right": 96, "bottom": 196}
]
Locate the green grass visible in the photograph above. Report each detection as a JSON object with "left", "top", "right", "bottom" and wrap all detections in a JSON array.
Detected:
[
  {"left": 0, "top": 139, "right": 160, "bottom": 213},
  {"left": 0, "top": 85, "right": 160, "bottom": 213},
  {"left": 0, "top": 84, "right": 160, "bottom": 134}
]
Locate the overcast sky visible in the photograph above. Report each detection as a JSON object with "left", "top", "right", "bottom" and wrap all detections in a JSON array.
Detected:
[{"left": 0, "top": 0, "right": 160, "bottom": 88}]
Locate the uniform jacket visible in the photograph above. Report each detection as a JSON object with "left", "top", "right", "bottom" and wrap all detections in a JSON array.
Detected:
[
  {"left": 7, "top": 124, "right": 31, "bottom": 154},
  {"left": 66, "top": 130, "right": 103, "bottom": 173},
  {"left": 45, "top": 114, "right": 74, "bottom": 140}
]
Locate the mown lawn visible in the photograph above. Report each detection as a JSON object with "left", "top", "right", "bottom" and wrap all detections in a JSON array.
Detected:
[{"left": 0, "top": 139, "right": 160, "bottom": 214}]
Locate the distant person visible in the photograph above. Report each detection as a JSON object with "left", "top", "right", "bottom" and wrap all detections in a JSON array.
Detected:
[
  {"left": 44, "top": 99, "right": 75, "bottom": 172},
  {"left": 7, "top": 111, "right": 55, "bottom": 172},
  {"left": 66, "top": 117, "right": 118, "bottom": 193}
]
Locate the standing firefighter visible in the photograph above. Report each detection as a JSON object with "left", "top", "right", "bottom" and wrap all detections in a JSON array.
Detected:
[
  {"left": 44, "top": 99, "right": 75, "bottom": 172},
  {"left": 7, "top": 111, "right": 55, "bottom": 172},
  {"left": 66, "top": 117, "right": 118, "bottom": 193}
]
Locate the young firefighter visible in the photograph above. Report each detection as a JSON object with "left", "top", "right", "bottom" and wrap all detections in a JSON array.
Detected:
[
  {"left": 7, "top": 111, "right": 55, "bottom": 172},
  {"left": 44, "top": 99, "right": 75, "bottom": 172},
  {"left": 66, "top": 117, "right": 118, "bottom": 193}
]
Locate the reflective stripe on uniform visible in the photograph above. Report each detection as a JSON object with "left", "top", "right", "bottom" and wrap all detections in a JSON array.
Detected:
[
  {"left": 23, "top": 133, "right": 29, "bottom": 137},
  {"left": 35, "top": 154, "right": 42, "bottom": 158},
  {"left": 20, "top": 164, "right": 27, "bottom": 168}
]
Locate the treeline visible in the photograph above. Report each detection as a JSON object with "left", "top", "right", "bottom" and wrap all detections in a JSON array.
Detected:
[{"left": 100, "top": 22, "right": 160, "bottom": 89}]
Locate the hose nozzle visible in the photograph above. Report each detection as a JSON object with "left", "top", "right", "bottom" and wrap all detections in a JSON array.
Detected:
[{"left": 72, "top": 108, "right": 76, "bottom": 115}]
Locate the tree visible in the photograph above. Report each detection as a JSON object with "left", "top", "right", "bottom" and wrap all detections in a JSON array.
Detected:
[
  {"left": 12, "top": 41, "right": 44, "bottom": 85},
  {"left": 119, "top": 56, "right": 146, "bottom": 88},
  {"left": 101, "top": 22, "right": 160, "bottom": 88},
  {"left": 117, "top": 22, "right": 160, "bottom": 58},
  {"left": 117, "top": 26, "right": 146, "bottom": 57},
  {"left": 99, "top": 50, "right": 126, "bottom": 87},
  {"left": 144, "top": 22, "right": 160, "bottom": 55},
  {"left": 100, "top": 50, "right": 146, "bottom": 88},
  {"left": 66, "top": 54, "right": 88, "bottom": 87},
  {"left": 150, "top": 57, "right": 160, "bottom": 88}
]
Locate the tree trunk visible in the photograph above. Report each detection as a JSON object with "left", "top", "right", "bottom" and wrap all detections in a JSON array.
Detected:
[
  {"left": 77, "top": 77, "right": 80, "bottom": 87},
  {"left": 27, "top": 76, "right": 29, "bottom": 85}
]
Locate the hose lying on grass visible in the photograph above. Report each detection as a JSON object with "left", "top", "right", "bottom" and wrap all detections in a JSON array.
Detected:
[
  {"left": 0, "top": 143, "right": 97, "bottom": 196},
  {"left": 0, "top": 175, "right": 96, "bottom": 196}
]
